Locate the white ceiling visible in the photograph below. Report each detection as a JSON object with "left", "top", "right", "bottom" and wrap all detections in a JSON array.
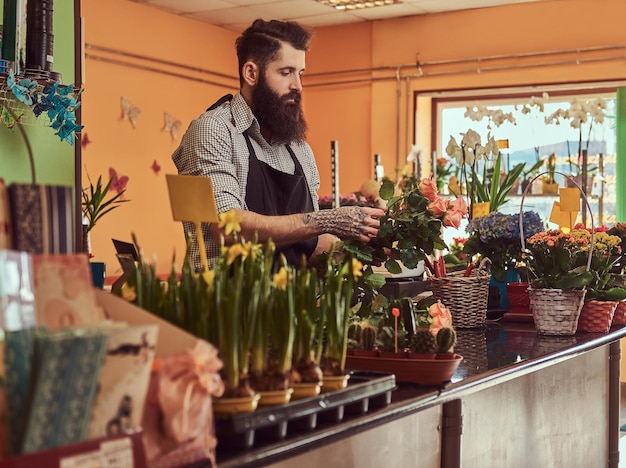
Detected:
[{"left": 128, "top": 0, "right": 549, "bottom": 32}]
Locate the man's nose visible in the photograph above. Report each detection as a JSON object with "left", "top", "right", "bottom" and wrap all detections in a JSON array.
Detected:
[{"left": 290, "top": 74, "right": 302, "bottom": 92}]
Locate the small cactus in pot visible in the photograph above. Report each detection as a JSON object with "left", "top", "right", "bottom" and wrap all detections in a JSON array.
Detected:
[
  {"left": 436, "top": 327, "right": 457, "bottom": 355},
  {"left": 409, "top": 329, "right": 436, "bottom": 355}
]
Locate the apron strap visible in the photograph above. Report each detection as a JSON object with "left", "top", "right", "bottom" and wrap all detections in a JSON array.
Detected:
[{"left": 207, "top": 94, "right": 234, "bottom": 111}]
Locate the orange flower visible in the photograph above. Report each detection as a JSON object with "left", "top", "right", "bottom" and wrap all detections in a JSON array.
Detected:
[{"left": 419, "top": 176, "right": 438, "bottom": 201}]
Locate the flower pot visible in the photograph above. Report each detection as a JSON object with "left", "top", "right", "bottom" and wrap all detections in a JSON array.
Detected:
[
  {"left": 489, "top": 270, "right": 520, "bottom": 310},
  {"left": 346, "top": 353, "right": 463, "bottom": 385},
  {"left": 213, "top": 393, "right": 261, "bottom": 416},
  {"left": 407, "top": 352, "right": 436, "bottom": 360},
  {"left": 378, "top": 351, "right": 406, "bottom": 359},
  {"left": 436, "top": 353, "right": 457, "bottom": 360},
  {"left": 542, "top": 181, "right": 559, "bottom": 194},
  {"left": 528, "top": 288, "right": 586, "bottom": 335},
  {"left": 257, "top": 388, "right": 294, "bottom": 407},
  {"left": 321, "top": 374, "right": 350, "bottom": 393},
  {"left": 89, "top": 261, "right": 106, "bottom": 289},
  {"left": 291, "top": 382, "right": 322, "bottom": 400},
  {"left": 577, "top": 300, "right": 618, "bottom": 333},
  {"left": 352, "top": 349, "right": 378, "bottom": 357},
  {"left": 506, "top": 282, "right": 531, "bottom": 310},
  {"left": 613, "top": 300, "right": 626, "bottom": 325}
]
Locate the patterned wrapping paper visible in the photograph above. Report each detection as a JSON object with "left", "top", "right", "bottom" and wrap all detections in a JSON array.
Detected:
[
  {"left": 0, "top": 179, "right": 12, "bottom": 250},
  {"left": 31, "top": 253, "right": 106, "bottom": 329},
  {"left": 88, "top": 324, "right": 159, "bottom": 439},
  {"left": 3, "top": 327, "right": 47, "bottom": 456},
  {"left": 21, "top": 329, "right": 109, "bottom": 454},
  {"left": 8, "top": 183, "right": 74, "bottom": 255}
]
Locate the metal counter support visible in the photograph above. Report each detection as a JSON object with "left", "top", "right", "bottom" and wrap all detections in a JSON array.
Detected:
[
  {"left": 441, "top": 399, "right": 462, "bottom": 468},
  {"left": 609, "top": 340, "right": 621, "bottom": 468}
]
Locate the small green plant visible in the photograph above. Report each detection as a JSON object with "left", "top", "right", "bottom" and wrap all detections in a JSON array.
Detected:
[
  {"left": 409, "top": 329, "right": 436, "bottom": 354},
  {"left": 436, "top": 327, "right": 457, "bottom": 354},
  {"left": 82, "top": 174, "right": 129, "bottom": 233}
]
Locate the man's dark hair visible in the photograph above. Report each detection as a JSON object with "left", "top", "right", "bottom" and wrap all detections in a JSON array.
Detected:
[{"left": 236, "top": 19, "right": 313, "bottom": 85}]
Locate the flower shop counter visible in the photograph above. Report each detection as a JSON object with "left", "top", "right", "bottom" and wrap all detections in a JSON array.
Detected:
[{"left": 211, "top": 321, "right": 626, "bottom": 468}]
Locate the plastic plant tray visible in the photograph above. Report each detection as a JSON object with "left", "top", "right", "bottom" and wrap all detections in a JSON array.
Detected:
[{"left": 215, "top": 370, "right": 396, "bottom": 452}]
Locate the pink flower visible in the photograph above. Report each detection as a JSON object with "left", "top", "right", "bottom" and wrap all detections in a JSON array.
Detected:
[
  {"left": 419, "top": 176, "right": 438, "bottom": 201},
  {"left": 429, "top": 300, "right": 452, "bottom": 334},
  {"left": 428, "top": 197, "right": 448, "bottom": 218},
  {"left": 443, "top": 196, "right": 468, "bottom": 228}
]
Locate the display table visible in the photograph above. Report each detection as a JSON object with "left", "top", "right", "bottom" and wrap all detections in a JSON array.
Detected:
[{"left": 211, "top": 321, "right": 625, "bottom": 468}]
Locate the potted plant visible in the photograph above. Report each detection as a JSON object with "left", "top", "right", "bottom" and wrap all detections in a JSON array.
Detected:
[
  {"left": 319, "top": 254, "right": 363, "bottom": 392},
  {"left": 542, "top": 153, "right": 559, "bottom": 194},
  {"left": 81, "top": 173, "right": 129, "bottom": 287},
  {"left": 523, "top": 228, "right": 594, "bottom": 335},
  {"left": 569, "top": 228, "right": 626, "bottom": 332},
  {"left": 463, "top": 211, "right": 544, "bottom": 309},
  {"left": 82, "top": 173, "right": 129, "bottom": 254},
  {"left": 343, "top": 175, "right": 467, "bottom": 277},
  {"left": 290, "top": 260, "right": 325, "bottom": 398}
]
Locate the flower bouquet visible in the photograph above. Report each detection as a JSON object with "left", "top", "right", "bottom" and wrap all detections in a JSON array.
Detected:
[{"left": 523, "top": 229, "right": 594, "bottom": 335}]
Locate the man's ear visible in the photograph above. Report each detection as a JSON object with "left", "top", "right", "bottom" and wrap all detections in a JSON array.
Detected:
[{"left": 242, "top": 61, "right": 259, "bottom": 87}]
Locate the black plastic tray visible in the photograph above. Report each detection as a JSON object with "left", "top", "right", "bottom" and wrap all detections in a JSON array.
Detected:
[{"left": 215, "top": 370, "right": 396, "bottom": 452}]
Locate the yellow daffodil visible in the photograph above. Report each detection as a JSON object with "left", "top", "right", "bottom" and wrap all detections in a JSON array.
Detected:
[
  {"left": 351, "top": 258, "right": 363, "bottom": 279},
  {"left": 120, "top": 283, "right": 137, "bottom": 301},
  {"left": 272, "top": 267, "right": 289, "bottom": 290},
  {"left": 218, "top": 209, "right": 242, "bottom": 237},
  {"left": 225, "top": 243, "right": 244, "bottom": 265},
  {"left": 201, "top": 269, "right": 215, "bottom": 288}
]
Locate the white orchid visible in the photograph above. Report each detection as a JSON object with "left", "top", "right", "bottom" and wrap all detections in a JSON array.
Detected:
[{"left": 445, "top": 136, "right": 465, "bottom": 165}]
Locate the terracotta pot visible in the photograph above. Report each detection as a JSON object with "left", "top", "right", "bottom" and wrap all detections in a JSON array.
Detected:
[
  {"left": 352, "top": 349, "right": 378, "bottom": 357},
  {"left": 577, "top": 300, "right": 618, "bottom": 333},
  {"left": 436, "top": 353, "right": 457, "bottom": 360},
  {"left": 378, "top": 351, "right": 407, "bottom": 359},
  {"left": 345, "top": 354, "right": 463, "bottom": 385},
  {"left": 407, "top": 352, "right": 436, "bottom": 360},
  {"left": 613, "top": 300, "right": 626, "bottom": 325}
]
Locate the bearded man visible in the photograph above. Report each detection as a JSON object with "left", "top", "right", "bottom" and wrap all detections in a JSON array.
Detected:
[{"left": 172, "top": 19, "right": 383, "bottom": 270}]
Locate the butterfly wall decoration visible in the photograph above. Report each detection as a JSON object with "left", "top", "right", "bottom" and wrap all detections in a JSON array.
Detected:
[
  {"left": 121, "top": 96, "right": 141, "bottom": 129},
  {"left": 81, "top": 132, "right": 93, "bottom": 149},
  {"left": 151, "top": 160, "right": 161, "bottom": 175},
  {"left": 109, "top": 167, "right": 129, "bottom": 197},
  {"left": 162, "top": 111, "right": 182, "bottom": 141}
]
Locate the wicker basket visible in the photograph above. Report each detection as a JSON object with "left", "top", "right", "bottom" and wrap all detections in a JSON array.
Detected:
[
  {"left": 528, "top": 288, "right": 586, "bottom": 335},
  {"left": 520, "top": 171, "right": 594, "bottom": 336},
  {"left": 428, "top": 258, "right": 491, "bottom": 328},
  {"left": 577, "top": 300, "right": 618, "bottom": 333},
  {"left": 613, "top": 300, "right": 626, "bottom": 325}
]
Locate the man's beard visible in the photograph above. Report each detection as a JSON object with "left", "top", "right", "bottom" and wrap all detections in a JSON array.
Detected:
[{"left": 252, "top": 74, "right": 308, "bottom": 144}]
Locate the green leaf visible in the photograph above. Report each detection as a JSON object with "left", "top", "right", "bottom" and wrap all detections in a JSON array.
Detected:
[
  {"left": 384, "top": 258, "right": 402, "bottom": 274},
  {"left": 379, "top": 179, "right": 395, "bottom": 200}
]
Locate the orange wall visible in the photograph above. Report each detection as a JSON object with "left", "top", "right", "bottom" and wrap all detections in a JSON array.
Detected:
[{"left": 81, "top": 0, "right": 626, "bottom": 276}]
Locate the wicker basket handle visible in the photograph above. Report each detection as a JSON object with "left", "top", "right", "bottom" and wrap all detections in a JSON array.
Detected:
[{"left": 518, "top": 170, "right": 594, "bottom": 274}]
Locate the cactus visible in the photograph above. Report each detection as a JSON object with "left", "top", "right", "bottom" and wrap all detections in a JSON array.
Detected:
[
  {"left": 360, "top": 323, "right": 377, "bottom": 351},
  {"left": 409, "top": 329, "right": 436, "bottom": 354},
  {"left": 436, "top": 327, "right": 457, "bottom": 354},
  {"left": 347, "top": 322, "right": 362, "bottom": 343}
]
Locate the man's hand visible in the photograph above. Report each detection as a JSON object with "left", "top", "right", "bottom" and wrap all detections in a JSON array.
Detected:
[{"left": 303, "top": 206, "right": 385, "bottom": 243}]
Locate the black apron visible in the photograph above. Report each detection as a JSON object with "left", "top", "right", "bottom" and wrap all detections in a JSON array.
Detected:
[{"left": 207, "top": 95, "right": 317, "bottom": 266}]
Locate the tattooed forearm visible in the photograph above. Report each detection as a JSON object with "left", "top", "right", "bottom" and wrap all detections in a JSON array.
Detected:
[{"left": 303, "top": 207, "right": 367, "bottom": 239}]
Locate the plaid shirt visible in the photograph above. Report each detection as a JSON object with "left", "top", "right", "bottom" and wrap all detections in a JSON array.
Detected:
[{"left": 172, "top": 92, "right": 321, "bottom": 270}]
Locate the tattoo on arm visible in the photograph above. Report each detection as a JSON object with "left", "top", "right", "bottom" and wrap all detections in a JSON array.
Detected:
[{"left": 304, "top": 207, "right": 366, "bottom": 239}]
